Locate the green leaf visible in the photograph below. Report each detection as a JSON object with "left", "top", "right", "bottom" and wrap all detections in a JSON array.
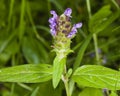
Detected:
[
  {"left": 78, "top": 88, "right": 103, "bottom": 96},
  {"left": 72, "top": 65, "right": 120, "bottom": 90},
  {"left": 0, "top": 64, "right": 52, "bottom": 83},
  {"left": 110, "top": 91, "right": 118, "bottom": 96},
  {"left": 0, "top": 37, "right": 19, "bottom": 65},
  {"left": 73, "top": 33, "right": 92, "bottom": 70},
  {"left": 29, "top": 81, "right": 63, "bottom": 96},
  {"left": 31, "top": 87, "right": 39, "bottom": 96},
  {"left": 89, "top": 5, "right": 111, "bottom": 33},
  {"left": 89, "top": 5, "right": 119, "bottom": 33},
  {"left": 22, "top": 36, "right": 49, "bottom": 64},
  {"left": 53, "top": 56, "right": 66, "bottom": 88}
]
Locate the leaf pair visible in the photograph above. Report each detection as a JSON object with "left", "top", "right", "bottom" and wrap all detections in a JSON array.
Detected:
[{"left": 0, "top": 64, "right": 120, "bottom": 90}]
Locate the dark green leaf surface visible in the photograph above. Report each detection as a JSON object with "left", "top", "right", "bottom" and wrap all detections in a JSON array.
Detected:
[
  {"left": 89, "top": 5, "right": 119, "bottom": 33},
  {"left": 73, "top": 65, "right": 120, "bottom": 90},
  {"left": 78, "top": 88, "right": 103, "bottom": 96},
  {"left": 0, "top": 36, "right": 18, "bottom": 65},
  {"left": 0, "top": 64, "right": 52, "bottom": 83},
  {"left": 22, "top": 36, "right": 49, "bottom": 64}
]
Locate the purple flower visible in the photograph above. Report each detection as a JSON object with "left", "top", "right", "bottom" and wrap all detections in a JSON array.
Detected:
[
  {"left": 50, "top": 11, "right": 58, "bottom": 18},
  {"left": 67, "top": 23, "right": 82, "bottom": 38},
  {"left": 48, "top": 8, "right": 82, "bottom": 38},
  {"left": 48, "top": 10, "right": 58, "bottom": 36},
  {"left": 64, "top": 8, "right": 72, "bottom": 17}
]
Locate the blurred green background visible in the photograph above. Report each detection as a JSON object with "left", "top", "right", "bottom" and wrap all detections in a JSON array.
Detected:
[{"left": 0, "top": 0, "right": 120, "bottom": 96}]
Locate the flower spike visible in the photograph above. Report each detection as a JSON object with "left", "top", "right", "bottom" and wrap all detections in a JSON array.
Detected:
[
  {"left": 48, "top": 8, "right": 82, "bottom": 38},
  {"left": 49, "top": 8, "right": 82, "bottom": 89}
]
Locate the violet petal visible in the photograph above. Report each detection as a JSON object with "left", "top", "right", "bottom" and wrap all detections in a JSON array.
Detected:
[
  {"left": 74, "top": 23, "right": 82, "bottom": 28},
  {"left": 50, "top": 28, "right": 56, "bottom": 36},
  {"left": 67, "top": 22, "right": 82, "bottom": 38},
  {"left": 50, "top": 10, "right": 58, "bottom": 18},
  {"left": 64, "top": 8, "right": 72, "bottom": 17},
  {"left": 48, "top": 10, "right": 58, "bottom": 36}
]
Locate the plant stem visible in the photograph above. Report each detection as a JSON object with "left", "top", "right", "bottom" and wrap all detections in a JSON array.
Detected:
[
  {"left": 86, "top": 0, "right": 92, "bottom": 19},
  {"left": 64, "top": 79, "right": 71, "bottom": 96},
  {"left": 111, "top": 0, "right": 119, "bottom": 9},
  {"left": 86, "top": 0, "right": 100, "bottom": 64},
  {"left": 62, "top": 65, "right": 71, "bottom": 96},
  {"left": 10, "top": 83, "right": 15, "bottom": 96},
  {"left": 93, "top": 34, "right": 100, "bottom": 63}
]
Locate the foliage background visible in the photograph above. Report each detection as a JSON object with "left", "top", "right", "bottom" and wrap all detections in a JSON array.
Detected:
[{"left": 0, "top": 0, "right": 120, "bottom": 96}]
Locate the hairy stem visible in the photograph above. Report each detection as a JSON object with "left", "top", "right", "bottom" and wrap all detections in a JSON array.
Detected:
[
  {"left": 64, "top": 80, "right": 70, "bottom": 96},
  {"left": 62, "top": 65, "right": 71, "bottom": 96}
]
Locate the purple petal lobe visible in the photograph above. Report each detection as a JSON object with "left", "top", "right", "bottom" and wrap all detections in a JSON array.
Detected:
[
  {"left": 50, "top": 29, "right": 56, "bottom": 36},
  {"left": 64, "top": 8, "right": 72, "bottom": 17},
  {"left": 50, "top": 10, "right": 58, "bottom": 18},
  {"left": 48, "top": 10, "right": 58, "bottom": 36},
  {"left": 48, "top": 18, "right": 54, "bottom": 24},
  {"left": 74, "top": 23, "right": 82, "bottom": 28},
  {"left": 67, "top": 22, "right": 82, "bottom": 38}
]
